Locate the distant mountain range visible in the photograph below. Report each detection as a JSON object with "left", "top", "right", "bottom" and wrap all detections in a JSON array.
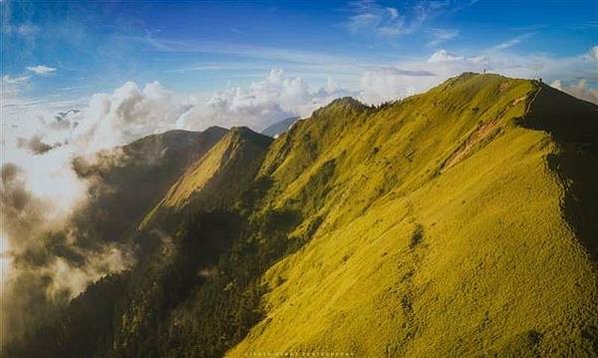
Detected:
[
  {"left": 5, "top": 73, "right": 598, "bottom": 357},
  {"left": 261, "top": 116, "right": 299, "bottom": 137}
]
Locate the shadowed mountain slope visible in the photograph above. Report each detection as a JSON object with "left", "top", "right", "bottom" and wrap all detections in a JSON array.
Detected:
[{"left": 71, "top": 126, "right": 227, "bottom": 245}]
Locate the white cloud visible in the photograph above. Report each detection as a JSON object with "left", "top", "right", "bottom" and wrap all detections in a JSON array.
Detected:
[
  {"left": 587, "top": 45, "right": 598, "bottom": 61},
  {"left": 345, "top": 0, "right": 473, "bottom": 38},
  {"left": 1, "top": 69, "right": 350, "bottom": 222},
  {"left": 359, "top": 66, "right": 437, "bottom": 103},
  {"left": 550, "top": 79, "right": 598, "bottom": 104},
  {"left": 491, "top": 33, "right": 534, "bottom": 51},
  {"left": 2, "top": 74, "right": 30, "bottom": 84},
  {"left": 427, "top": 28, "right": 459, "bottom": 48},
  {"left": 74, "top": 81, "right": 189, "bottom": 151},
  {"left": 134, "top": 35, "right": 355, "bottom": 68},
  {"left": 176, "top": 68, "right": 352, "bottom": 131},
  {"left": 360, "top": 45, "right": 598, "bottom": 104},
  {"left": 427, "top": 49, "right": 465, "bottom": 63},
  {"left": 346, "top": 0, "right": 433, "bottom": 37},
  {"left": 26, "top": 65, "right": 57, "bottom": 75},
  {"left": 2, "top": 74, "right": 30, "bottom": 98}
]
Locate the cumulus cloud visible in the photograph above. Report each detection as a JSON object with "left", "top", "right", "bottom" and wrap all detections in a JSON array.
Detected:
[
  {"left": 427, "top": 49, "right": 465, "bottom": 63},
  {"left": 66, "top": 71, "right": 342, "bottom": 149},
  {"left": 72, "top": 81, "right": 188, "bottom": 150},
  {"left": 359, "top": 66, "right": 437, "bottom": 103},
  {"left": 26, "top": 65, "right": 56, "bottom": 75},
  {"left": 1, "top": 68, "right": 348, "bottom": 219},
  {"left": 176, "top": 68, "right": 352, "bottom": 131},
  {"left": 550, "top": 79, "right": 598, "bottom": 104}
]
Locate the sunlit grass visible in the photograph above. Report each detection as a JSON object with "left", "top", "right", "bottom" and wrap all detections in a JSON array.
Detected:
[{"left": 228, "top": 74, "right": 598, "bottom": 356}]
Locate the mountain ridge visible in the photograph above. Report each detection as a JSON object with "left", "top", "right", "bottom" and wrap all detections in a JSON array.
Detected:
[
  {"left": 140, "top": 126, "right": 272, "bottom": 229},
  {"left": 229, "top": 73, "right": 598, "bottom": 356},
  {"left": 5, "top": 73, "right": 598, "bottom": 357}
]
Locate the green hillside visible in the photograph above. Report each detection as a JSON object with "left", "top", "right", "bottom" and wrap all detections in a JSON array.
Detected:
[{"left": 5, "top": 73, "right": 597, "bottom": 357}]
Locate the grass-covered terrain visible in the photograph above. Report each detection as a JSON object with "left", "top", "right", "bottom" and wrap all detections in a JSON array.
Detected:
[
  {"left": 231, "top": 74, "right": 598, "bottom": 356},
  {"left": 4, "top": 73, "right": 597, "bottom": 357}
]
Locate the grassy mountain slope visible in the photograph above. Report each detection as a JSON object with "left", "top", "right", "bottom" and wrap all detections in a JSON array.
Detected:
[
  {"left": 228, "top": 74, "right": 598, "bottom": 356},
  {"left": 6, "top": 73, "right": 597, "bottom": 358},
  {"left": 141, "top": 127, "right": 272, "bottom": 227}
]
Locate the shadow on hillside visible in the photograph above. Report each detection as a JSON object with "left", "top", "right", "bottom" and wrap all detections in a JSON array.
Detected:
[{"left": 519, "top": 83, "right": 598, "bottom": 259}]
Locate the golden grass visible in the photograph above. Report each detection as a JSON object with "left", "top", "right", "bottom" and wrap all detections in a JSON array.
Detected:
[
  {"left": 227, "top": 74, "right": 598, "bottom": 356},
  {"left": 140, "top": 127, "right": 272, "bottom": 228}
]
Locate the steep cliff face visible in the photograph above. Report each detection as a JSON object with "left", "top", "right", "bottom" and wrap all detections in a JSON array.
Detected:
[{"left": 5, "top": 74, "right": 598, "bottom": 357}]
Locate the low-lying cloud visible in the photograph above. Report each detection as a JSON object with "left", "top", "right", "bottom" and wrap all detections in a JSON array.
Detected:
[
  {"left": 1, "top": 68, "right": 347, "bottom": 346},
  {"left": 0, "top": 161, "right": 134, "bottom": 344}
]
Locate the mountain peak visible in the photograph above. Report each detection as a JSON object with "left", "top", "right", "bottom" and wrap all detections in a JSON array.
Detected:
[
  {"left": 314, "top": 96, "right": 370, "bottom": 116},
  {"left": 141, "top": 125, "right": 272, "bottom": 224},
  {"left": 225, "top": 126, "right": 273, "bottom": 147}
]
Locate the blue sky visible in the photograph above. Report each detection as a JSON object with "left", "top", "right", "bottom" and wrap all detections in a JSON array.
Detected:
[
  {"left": 0, "top": 0, "right": 596, "bottom": 270},
  {"left": 1, "top": 0, "right": 597, "bottom": 154},
  {"left": 2, "top": 0, "right": 597, "bottom": 100}
]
